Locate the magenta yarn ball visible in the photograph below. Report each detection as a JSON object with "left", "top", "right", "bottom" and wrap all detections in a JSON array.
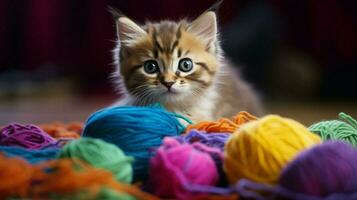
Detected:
[{"left": 149, "top": 137, "right": 219, "bottom": 199}]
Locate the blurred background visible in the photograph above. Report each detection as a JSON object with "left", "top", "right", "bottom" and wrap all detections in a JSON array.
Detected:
[{"left": 0, "top": 0, "right": 356, "bottom": 125}]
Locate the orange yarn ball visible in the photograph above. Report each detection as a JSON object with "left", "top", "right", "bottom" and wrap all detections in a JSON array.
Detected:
[
  {"left": 186, "top": 111, "right": 257, "bottom": 133},
  {"left": 0, "top": 154, "right": 33, "bottom": 199},
  {"left": 39, "top": 122, "right": 83, "bottom": 139}
]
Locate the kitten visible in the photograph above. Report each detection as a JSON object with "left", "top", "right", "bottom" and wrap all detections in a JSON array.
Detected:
[{"left": 111, "top": 5, "right": 262, "bottom": 123}]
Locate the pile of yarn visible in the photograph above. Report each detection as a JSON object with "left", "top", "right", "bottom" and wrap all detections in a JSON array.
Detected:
[
  {"left": 1, "top": 104, "right": 357, "bottom": 200},
  {"left": 0, "top": 116, "right": 161, "bottom": 199},
  {"left": 237, "top": 141, "right": 357, "bottom": 200},
  {"left": 0, "top": 154, "right": 158, "bottom": 200},
  {"left": 233, "top": 113, "right": 357, "bottom": 200},
  {"left": 82, "top": 104, "right": 189, "bottom": 181},
  {"left": 0, "top": 123, "right": 61, "bottom": 163}
]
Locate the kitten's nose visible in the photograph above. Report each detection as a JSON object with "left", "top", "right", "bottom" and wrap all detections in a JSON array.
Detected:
[{"left": 162, "top": 81, "right": 175, "bottom": 89}]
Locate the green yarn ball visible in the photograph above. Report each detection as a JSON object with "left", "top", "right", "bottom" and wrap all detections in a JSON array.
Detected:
[
  {"left": 47, "top": 188, "right": 135, "bottom": 200},
  {"left": 58, "top": 138, "right": 134, "bottom": 183},
  {"left": 94, "top": 187, "right": 135, "bottom": 200},
  {"left": 309, "top": 112, "right": 357, "bottom": 147}
]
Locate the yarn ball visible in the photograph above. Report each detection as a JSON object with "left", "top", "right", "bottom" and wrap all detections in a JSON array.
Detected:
[
  {"left": 224, "top": 115, "right": 321, "bottom": 185},
  {"left": 176, "top": 130, "right": 230, "bottom": 151},
  {"left": 0, "top": 156, "right": 156, "bottom": 200},
  {"left": 30, "top": 159, "right": 143, "bottom": 200},
  {"left": 82, "top": 104, "right": 188, "bottom": 181},
  {"left": 94, "top": 187, "right": 135, "bottom": 200},
  {"left": 0, "top": 154, "right": 33, "bottom": 199},
  {"left": 236, "top": 141, "right": 357, "bottom": 200},
  {"left": 58, "top": 138, "right": 134, "bottom": 183},
  {"left": 43, "top": 187, "right": 136, "bottom": 200},
  {"left": 39, "top": 122, "right": 83, "bottom": 139},
  {"left": 309, "top": 112, "right": 357, "bottom": 147},
  {"left": 176, "top": 130, "right": 230, "bottom": 187},
  {"left": 0, "top": 123, "right": 57, "bottom": 149},
  {"left": 0, "top": 146, "right": 59, "bottom": 163},
  {"left": 148, "top": 138, "right": 219, "bottom": 199},
  {"left": 186, "top": 111, "right": 257, "bottom": 133},
  {"left": 280, "top": 141, "right": 357, "bottom": 197}
]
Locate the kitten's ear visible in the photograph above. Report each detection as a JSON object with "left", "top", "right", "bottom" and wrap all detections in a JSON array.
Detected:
[
  {"left": 188, "top": 11, "right": 218, "bottom": 48},
  {"left": 116, "top": 17, "right": 147, "bottom": 46},
  {"left": 109, "top": 7, "right": 147, "bottom": 46},
  {"left": 188, "top": 0, "right": 222, "bottom": 48}
]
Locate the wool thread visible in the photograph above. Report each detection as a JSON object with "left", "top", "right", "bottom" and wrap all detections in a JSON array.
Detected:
[
  {"left": 192, "top": 194, "right": 239, "bottom": 200},
  {"left": 176, "top": 130, "right": 231, "bottom": 186},
  {"left": 82, "top": 104, "right": 190, "bottom": 181},
  {"left": 0, "top": 123, "right": 57, "bottom": 149},
  {"left": 236, "top": 141, "right": 357, "bottom": 200},
  {"left": 0, "top": 146, "right": 60, "bottom": 163},
  {"left": 59, "top": 138, "right": 134, "bottom": 183},
  {"left": 0, "top": 154, "right": 159, "bottom": 200},
  {"left": 0, "top": 154, "right": 33, "bottom": 199},
  {"left": 176, "top": 129, "right": 230, "bottom": 151},
  {"left": 309, "top": 112, "right": 357, "bottom": 146},
  {"left": 280, "top": 141, "right": 357, "bottom": 197},
  {"left": 40, "top": 122, "right": 83, "bottom": 139},
  {"left": 148, "top": 138, "right": 219, "bottom": 199},
  {"left": 186, "top": 111, "right": 257, "bottom": 133},
  {"left": 224, "top": 115, "right": 321, "bottom": 185},
  {"left": 32, "top": 159, "right": 159, "bottom": 200}
]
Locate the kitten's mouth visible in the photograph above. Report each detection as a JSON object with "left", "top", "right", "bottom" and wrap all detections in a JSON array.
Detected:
[{"left": 165, "top": 88, "right": 179, "bottom": 95}]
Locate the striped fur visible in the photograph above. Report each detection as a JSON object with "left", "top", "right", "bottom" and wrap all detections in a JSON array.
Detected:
[{"left": 112, "top": 11, "right": 262, "bottom": 122}]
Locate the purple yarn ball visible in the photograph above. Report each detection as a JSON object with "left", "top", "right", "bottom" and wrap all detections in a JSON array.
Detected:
[
  {"left": 175, "top": 129, "right": 230, "bottom": 151},
  {"left": 175, "top": 130, "right": 230, "bottom": 186},
  {"left": 0, "top": 123, "right": 56, "bottom": 149},
  {"left": 280, "top": 141, "right": 357, "bottom": 197}
]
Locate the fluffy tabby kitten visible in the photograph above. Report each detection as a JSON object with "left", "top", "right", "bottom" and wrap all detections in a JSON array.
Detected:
[{"left": 111, "top": 5, "right": 262, "bottom": 122}]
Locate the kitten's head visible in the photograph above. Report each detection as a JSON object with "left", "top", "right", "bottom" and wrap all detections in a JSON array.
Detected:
[{"left": 112, "top": 6, "right": 222, "bottom": 105}]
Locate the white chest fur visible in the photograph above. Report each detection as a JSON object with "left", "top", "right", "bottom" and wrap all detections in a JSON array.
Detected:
[{"left": 177, "top": 86, "right": 219, "bottom": 123}]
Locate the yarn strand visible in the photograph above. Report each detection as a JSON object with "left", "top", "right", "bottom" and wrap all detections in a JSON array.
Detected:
[{"left": 339, "top": 112, "right": 357, "bottom": 130}]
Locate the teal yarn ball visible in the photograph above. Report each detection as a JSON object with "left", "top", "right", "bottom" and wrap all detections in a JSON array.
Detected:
[
  {"left": 309, "top": 112, "right": 357, "bottom": 146},
  {"left": 82, "top": 104, "right": 190, "bottom": 182},
  {"left": 58, "top": 138, "right": 134, "bottom": 183},
  {"left": 0, "top": 146, "right": 59, "bottom": 163}
]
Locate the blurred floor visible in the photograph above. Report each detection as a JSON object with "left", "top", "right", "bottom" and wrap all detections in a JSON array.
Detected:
[
  {"left": 0, "top": 96, "right": 114, "bottom": 125},
  {"left": 1, "top": 97, "right": 356, "bottom": 126},
  {"left": 265, "top": 101, "right": 357, "bottom": 125}
]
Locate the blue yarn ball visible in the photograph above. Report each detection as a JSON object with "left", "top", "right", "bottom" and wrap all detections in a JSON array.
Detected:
[
  {"left": 0, "top": 146, "right": 60, "bottom": 163},
  {"left": 82, "top": 104, "right": 189, "bottom": 182}
]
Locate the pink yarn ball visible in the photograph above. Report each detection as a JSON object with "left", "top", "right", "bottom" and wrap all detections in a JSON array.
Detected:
[{"left": 149, "top": 137, "right": 219, "bottom": 199}]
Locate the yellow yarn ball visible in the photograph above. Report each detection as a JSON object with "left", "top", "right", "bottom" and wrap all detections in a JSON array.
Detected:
[{"left": 223, "top": 115, "right": 321, "bottom": 185}]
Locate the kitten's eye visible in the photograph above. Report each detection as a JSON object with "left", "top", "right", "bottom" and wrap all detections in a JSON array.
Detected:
[
  {"left": 143, "top": 60, "right": 159, "bottom": 74},
  {"left": 178, "top": 58, "right": 193, "bottom": 72}
]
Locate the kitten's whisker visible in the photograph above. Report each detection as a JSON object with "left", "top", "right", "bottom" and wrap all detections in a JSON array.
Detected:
[
  {"left": 135, "top": 88, "right": 154, "bottom": 106},
  {"left": 130, "top": 87, "right": 153, "bottom": 106}
]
